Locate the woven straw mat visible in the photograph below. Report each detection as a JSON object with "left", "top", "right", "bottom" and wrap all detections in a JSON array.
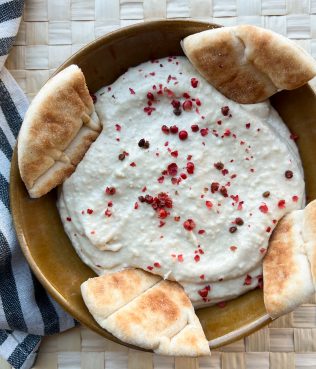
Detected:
[{"left": 3, "top": 0, "right": 316, "bottom": 368}]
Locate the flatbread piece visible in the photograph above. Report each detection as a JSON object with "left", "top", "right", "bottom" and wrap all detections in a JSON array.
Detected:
[
  {"left": 81, "top": 269, "right": 210, "bottom": 357},
  {"left": 302, "top": 200, "right": 316, "bottom": 287},
  {"left": 18, "top": 65, "right": 101, "bottom": 198},
  {"left": 182, "top": 25, "right": 316, "bottom": 103},
  {"left": 263, "top": 205, "right": 316, "bottom": 319}
]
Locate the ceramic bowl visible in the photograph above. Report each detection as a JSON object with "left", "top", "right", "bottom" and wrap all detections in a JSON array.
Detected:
[{"left": 10, "top": 19, "right": 316, "bottom": 350}]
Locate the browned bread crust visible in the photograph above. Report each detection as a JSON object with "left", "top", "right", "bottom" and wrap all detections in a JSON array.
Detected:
[
  {"left": 182, "top": 25, "right": 316, "bottom": 103},
  {"left": 18, "top": 65, "right": 101, "bottom": 198}
]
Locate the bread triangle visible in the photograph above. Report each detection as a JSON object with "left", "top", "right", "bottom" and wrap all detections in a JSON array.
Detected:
[
  {"left": 81, "top": 269, "right": 210, "bottom": 356},
  {"left": 182, "top": 25, "right": 316, "bottom": 103},
  {"left": 18, "top": 65, "right": 101, "bottom": 198}
]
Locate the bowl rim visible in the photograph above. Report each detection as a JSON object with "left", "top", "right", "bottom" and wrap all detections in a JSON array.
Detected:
[
  {"left": 54, "top": 19, "right": 219, "bottom": 76},
  {"left": 11, "top": 18, "right": 279, "bottom": 350}
]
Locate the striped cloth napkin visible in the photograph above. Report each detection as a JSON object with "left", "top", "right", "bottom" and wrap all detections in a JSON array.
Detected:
[{"left": 0, "top": 1, "right": 75, "bottom": 368}]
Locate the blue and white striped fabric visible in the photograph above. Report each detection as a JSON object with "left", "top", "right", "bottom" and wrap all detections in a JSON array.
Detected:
[{"left": 0, "top": 1, "right": 75, "bottom": 368}]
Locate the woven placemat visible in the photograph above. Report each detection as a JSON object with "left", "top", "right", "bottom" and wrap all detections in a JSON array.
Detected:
[{"left": 4, "top": 1, "right": 316, "bottom": 368}]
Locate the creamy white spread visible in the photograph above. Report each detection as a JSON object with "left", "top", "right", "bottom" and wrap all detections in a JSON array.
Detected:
[{"left": 58, "top": 56, "right": 304, "bottom": 307}]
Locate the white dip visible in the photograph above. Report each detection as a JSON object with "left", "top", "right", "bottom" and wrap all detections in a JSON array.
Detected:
[{"left": 58, "top": 56, "right": 304, "bottom": 307}]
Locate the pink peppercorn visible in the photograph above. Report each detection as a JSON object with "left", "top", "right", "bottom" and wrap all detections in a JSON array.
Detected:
[
  {"left": 243, "top": 274, "right": 252, "bottom": 285},
  {"left": 147, "top": 92, "right": 154, "bottom": 100},
  {"left": 191, "top": 78, "right": 199, "bottom": 88},
  {"left": 278, "top": 200, "right": 286, "bottom": 209},
  {"left": 200, "top": 128, "right": 208, "bottom": 137},
  {"left": 221, "top": 106, "right": 230, "bottom": 116},
  {"left": 171, "top": 99, "right": 180, "bottom": 109},
  {"left": 182, "top": 100, "right": 193, "bottom": 111},
  {"left": 170, "top": 125, "right": 178, "bottom": 134},
  {"left": 161, "top": 125, "right": 170, "bottom": 134},
  {"left": 259, "top": 204, "right": 268, "bottom": 213},
  {"left": 179, "top": 130, "right": 188, "bottom": 140},
  {"left": 186, "top": 162, "right": 195, "bottom": 174},
  {"left": 191, "top": 124, "right": 199, "bottom": 132},
  {"left": 183, "top": 219, "right": 196, "bottom": 231}
]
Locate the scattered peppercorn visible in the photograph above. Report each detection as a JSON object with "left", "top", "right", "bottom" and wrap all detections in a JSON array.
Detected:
[
  {"left": 118, "top": 152, "right": 126, "bottom": 161},
  {"left": 167, "top": 163, "right": 178, "bottom": 176},
  {"left": 191, "top": 124, "right": 199, "bottom": 132},
  {"left": 211, "top": 182, "right": 219, "bottom": 193},
  {"left": 183, "top": 219, "right": 196, "bottom": 231},
  {"left": 105, "top": 187, "right": 116, "bottom": 195},
  {"left": 145, "top": 195, "right": 153, "bottom": 204},
  {"left": 243, "top": 274, "right": 252, "bottom": 285},
  {"left": 173, "top": 108, "right": 182, "bottom": 116},
  {"left": 161, "top": 125, "right": 170, "bottom": 134},
  {"left": 198, "top": 285, "right": 210, "bottom": 299},
  {"left": 186, "top": 162, "right": 195, "bottom": 174},
  {"left": 147, "top": 92, "right": 154, "bottom": 100},
  {"left": 179, "top": 130, "right": 188, "bottom": 140},
  {"left": 278, "top": 199, "right": 286, "bottom": 209},
  {"left": 170, "top": 125, "right": 178, "bottom": 134},
  {"left": 191, "top": 78, "right": 199, "bottom": 88},
  {"left": 259, "top": 203, "right": 269, "bottom": 213},
  {"left": 229, "top": 226, "right": 237, "bottom": 233},
  {"left": 285, "top": 170, "right": 293, "bottom": 179},
  {"left": 221, "top": 106, "right": 230, "bottom": 116},
  {"left": 171, "top": 100, "right": 180, "bottom": 108},
  {"left": 138, "top": 138, "right": 150, "bottom": 149},
  {"left": 220, "top": 186, "right": 228, "bottom": 197},
  {"left": 214, "top": 162, "right": 224, "bottom": 170},
  {"left": 200, "top": 128, "right": 208, "bottom": 137},
  {"left": 235, "top": 217, "right": 244, "bottom": 226},
  {"left": 182, "top": 100, "right": 193, "bottom": 111}
]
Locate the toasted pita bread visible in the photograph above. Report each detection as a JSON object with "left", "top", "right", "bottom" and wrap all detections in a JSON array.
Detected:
[
  {"left": 18, "top": 65, "right": 101, "bottom": 198},
  {"left": 302, "top": 200, "right": 316, "bottom": 287},
  {"left": 263, "top": 210, "right": 315, "bottom": 319},
  {"left": 81, "top": 269, "right": 210, "bottom": 357},
  {"left": 182, "top": 25, "right": 316, "bottom": 103}
]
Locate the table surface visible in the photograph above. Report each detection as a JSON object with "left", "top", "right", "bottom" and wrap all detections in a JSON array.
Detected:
[{"left": 4, "top": 0, "right": 316, "bottom": 368}]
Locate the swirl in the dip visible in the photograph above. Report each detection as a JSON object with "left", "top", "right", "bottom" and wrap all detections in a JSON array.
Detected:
[{"left": 58, "top": 57, "right": 304, "bottom": 307}]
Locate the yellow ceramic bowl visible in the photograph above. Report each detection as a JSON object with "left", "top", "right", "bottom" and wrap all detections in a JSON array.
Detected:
[{"left": 10, "top": 20, "right": 316, "bottom": 350}]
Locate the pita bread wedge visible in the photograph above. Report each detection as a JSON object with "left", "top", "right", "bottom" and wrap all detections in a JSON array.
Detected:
[
  {"left": 302, "top": 200, "right": 316, "bottom": 287},
  {"left": 263, "top": 211, "right": 314, "bottom": 319},
  {"left": 18, "top": 65, "right": 101, "bottom": 198},
  {"left": 182, "top": 25, "right": 316, "bottom": 103},
  {"left": 81, "top": 269, "right": 210, "bottom": 357}
]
